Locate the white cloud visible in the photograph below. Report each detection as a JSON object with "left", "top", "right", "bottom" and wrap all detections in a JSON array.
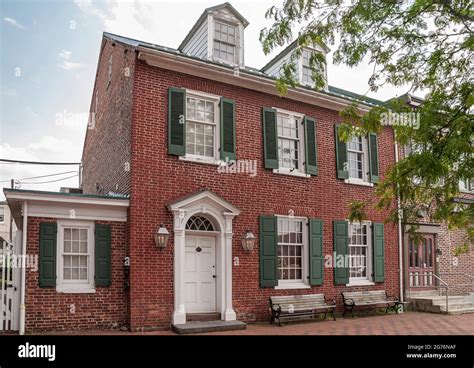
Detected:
[
  {"left": 58, "top": 61, "right": 87, "bottom": 70},
  {"left": 58, "top": 49, "right": 72, "bottom": 60},
  {"left": 57, "top": 49, "right": 86, "bottom": 70},
  {"left": 3, "top": 17, "right": 25, "bottom": 29}
]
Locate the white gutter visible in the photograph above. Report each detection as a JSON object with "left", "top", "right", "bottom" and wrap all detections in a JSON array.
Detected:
[
  {"left": 394, "top": 141, "right": 404, "bottom": 305},
  {"left": 19, "top": 201, "right": 27, "bottom": 335}
]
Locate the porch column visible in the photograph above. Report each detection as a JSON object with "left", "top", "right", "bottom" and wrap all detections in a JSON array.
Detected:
[
  {"left": 223, "top": 213, "right": 236, "bottom": 321},
  {"left": 172, "top": 210, "right": 186, "bottom": 325}
]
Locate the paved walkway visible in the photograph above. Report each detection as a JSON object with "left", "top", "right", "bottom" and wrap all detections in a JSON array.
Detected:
[{"left": 46, "top": 311, "right": 474, "bottom": 335}]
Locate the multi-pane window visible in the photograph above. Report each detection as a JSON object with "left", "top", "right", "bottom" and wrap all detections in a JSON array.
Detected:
[
  {"left": 459, "top": 178, "right": 473, "bottom": 192},
  {"left": 277, "top": 218, "right": 304, "bottom": 281},
  {"left": 302, "top": 50, "right": 312, "bottom": 85},
  {"left": 185, "top": 96, "right": 216, "bottom": 158},
  {"left": 213, "top": 21, "right": 236, "bottom": 63},
  {"left": 347, "top": 136, "right": 365, "bottom": 180},
  {"left": 277, "top": 113, "right": 301, "bottom": 171},
  {"left": 0, "top": 207, "right": 4, "bottom": 223},
  {"left": 63, "top": 228, "right": 89, "bottom": 281},
  {"left": 349, "top": 223, "right": 369, "bottom": 281}
]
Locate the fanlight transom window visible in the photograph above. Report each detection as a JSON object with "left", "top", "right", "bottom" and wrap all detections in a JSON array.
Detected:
[{"left": 186, "top": 215, "right": 215, "bottom": 231}]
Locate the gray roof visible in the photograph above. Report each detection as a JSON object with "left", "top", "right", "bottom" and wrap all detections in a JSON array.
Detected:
[{"left": 104, "top": 32, "right": 385, "bottom": 108}]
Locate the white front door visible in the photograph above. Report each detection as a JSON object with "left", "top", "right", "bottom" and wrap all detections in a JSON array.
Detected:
[{"left": 184, "top": 235, "right": 216, "bottom": 313}]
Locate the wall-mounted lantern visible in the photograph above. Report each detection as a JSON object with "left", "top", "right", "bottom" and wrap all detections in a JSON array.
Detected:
[
  {"left": 241, "top": 230, "right": 256, "bottom": 253},
  {"left": 154, "top": 224, "right": 169, "bottom": 249}
]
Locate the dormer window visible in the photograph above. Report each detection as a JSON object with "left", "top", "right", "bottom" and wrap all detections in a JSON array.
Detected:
[
  {"left": 213, "top": 21, "right": 237, "bottom": 64},
  {"left": 178, "top": 3, "right": 248, "bottom": 67},
  {"left": 301, "top": 50, "right": 312, "bottom": 85}
]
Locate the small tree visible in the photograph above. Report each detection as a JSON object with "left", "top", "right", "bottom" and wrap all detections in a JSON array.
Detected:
[{"left": 260, "top": 0, "right": 473, "bottom": 251}]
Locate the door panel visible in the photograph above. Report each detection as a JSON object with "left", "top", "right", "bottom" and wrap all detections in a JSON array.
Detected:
[
  {"left": 408, "top": 234, "right": 436, "bottom": 290},
  {"left": 184, "top": 235, "right": 216, "bottom": 313}
]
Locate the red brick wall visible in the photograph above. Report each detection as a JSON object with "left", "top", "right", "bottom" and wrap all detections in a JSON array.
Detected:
[
  {"left": 127, "top": 60, "right": 400, "bottom": 330},
  {"left": 25, "top": 217, "right": 127, "bottom": 333},
  {"left": 81, "top": 38, "right": 135, "bottom": 196}
]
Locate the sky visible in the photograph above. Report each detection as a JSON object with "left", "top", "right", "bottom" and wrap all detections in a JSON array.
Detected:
[{"left": 0, "top": 0, "right": 411, "bottom": 200}]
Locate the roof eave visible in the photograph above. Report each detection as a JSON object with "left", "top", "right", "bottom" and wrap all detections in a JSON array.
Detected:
[{"left": 137, "top": 45, "right": 374, "bottom": 112}]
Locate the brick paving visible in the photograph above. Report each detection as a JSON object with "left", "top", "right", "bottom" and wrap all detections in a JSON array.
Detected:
[{"left": 40, "top": 311, "right": 474, "bottom": 335}]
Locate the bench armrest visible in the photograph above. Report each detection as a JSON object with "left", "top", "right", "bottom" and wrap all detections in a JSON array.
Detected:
[
  {"left": 324, "top": 297, "right": 336, "bottom": 307},
  {"left": 385, "top": 294, "right": 400, "bottom": 302},
  {"left": 344, "top": 298, "right": 355, "bottom": 306},
  {"left": 271, "top": 304, "right": 282, "bottom": 313}
]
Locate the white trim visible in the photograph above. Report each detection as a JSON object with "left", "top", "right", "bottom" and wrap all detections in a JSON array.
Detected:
[
  {"left": 137, "top": 47, "right": 373, "bottom": 113},
  {"left": 344, "top": 179, "right": 374, "bottom": 187},
  {"left": 275, "top": 215, "right": 309, "bottom": 287},
  {"left": 275, "top": 283, "right": 311, "bottom": 290},
  {"left": 169, "top": 190, "right": 239, "bottom": 325},
  {"left": 56, "top": 220, "right": 95, "bottom": 293},
  {"left": 347, "top": 220, "right": 373, "bottom": 284},
  {"left": 184, "top": 89, "right": 221, "bottom": 163},
  {"left": 273, "top": 108, "right": 307, "bottom": 176},
  {"left": 4, "top": 191, "right": 129, "bottom": 207},
  {"left": 272, "top": 169, "right": 310, "bottom": 178},
  {"left": 345, "top": 281, "right": 375, "bottom": 287}
]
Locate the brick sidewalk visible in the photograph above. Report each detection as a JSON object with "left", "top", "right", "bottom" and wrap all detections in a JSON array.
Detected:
[{"left": 41, "top": 311, "right": 474, "bottom": 335}]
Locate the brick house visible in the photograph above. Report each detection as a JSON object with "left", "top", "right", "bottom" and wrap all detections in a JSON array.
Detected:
[
  {"left": 4, "top": 2, "right": 408, "bottom": 333},
  {"left": 396, "top": 95, "right": 474, "bottom": 304}
]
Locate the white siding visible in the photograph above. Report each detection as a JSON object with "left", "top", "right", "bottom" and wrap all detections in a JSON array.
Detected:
[
  {"left": 182, "top": 19, "right": 208, "bottom": 59},
  {"left": 265, "top": 51, "right": 295, "bottom": 78}
]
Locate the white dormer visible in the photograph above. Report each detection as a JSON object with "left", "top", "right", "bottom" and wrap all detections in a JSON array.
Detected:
[
  {"left": 261, "top": 41, "right": 330, "bottom": 91},
  {"left": 178, "top": 2, "right": 249, "bottom": 67}
]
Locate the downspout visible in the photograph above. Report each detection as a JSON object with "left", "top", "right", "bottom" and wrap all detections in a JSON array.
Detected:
[
  {"left": 394, "top": 141, "right": 404, "bottom": 305},
  {"left": 19, "top": 201, "right": 28, "bottom": 335}
]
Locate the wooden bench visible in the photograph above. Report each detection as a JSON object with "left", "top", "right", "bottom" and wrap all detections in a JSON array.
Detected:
[
  {"left": 269, "top": 294, "right": 336, "bottom": 326},
  {"left": 341, "top": 290, "right": 401, "bottom": 317}
]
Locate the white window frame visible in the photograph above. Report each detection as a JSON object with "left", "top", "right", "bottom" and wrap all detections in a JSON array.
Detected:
[
  {"left": 212, "top": 19, "right": 239, "bottom": 66},
  {"left": 346, "top": 221, "right": 374, "bottom": 286},
  {"left": 0, "top": 206, "right": 4, "bottom": 223},
  {"left": 297, "top": 47, "right": 328, "bottom": 90},
  {"left": 275, "top": 215, "right": 310, "bottom": 290},
  {"left": 272, "top": 108, "right": 310, "bottom": 178},
  {"left": 180, "top": 89, "right": 221, "bottom": 166},
  {"left": 459, "top": 178, "right": 473, "bottom": 193},
  {"left": 56, "top": 220, "right": 95, "bottom": 293},
  {"left": 345, "top": 135, "right": 373, "bottom": 186}
]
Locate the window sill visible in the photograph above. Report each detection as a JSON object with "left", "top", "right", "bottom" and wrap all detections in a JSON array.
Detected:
[
  {"left": 344, "top": 179, "right": 374, "bottom": 187},
  {"left": 459, "top": 189, "right": 474, "bottom": 194},
  {"left": 56, "top": 287, "right": 96, "bottom": 294},
  {"left": 275, "top": 283, "right": 311, "bottom": 290},
  {"left": 179, "top": 156, "right": 221, "bottom": 166},
  {"left": 345, "top": 281, "right": 375, "bottom": 287},
  {"left": 273, "top": 169, "right": 310, "bottom": 179}
]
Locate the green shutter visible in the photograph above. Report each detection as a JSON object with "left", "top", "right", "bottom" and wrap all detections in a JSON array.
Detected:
[
  {"left": 304, "top": 117, "right": 318, "bottom": 176},
  {"left": 262, "top": 108, "right": 278, "bottom": 169},
  {"left": 373, "top": 222, "right": 385, "bottom": 282},
  {"left": 39, "top": 223, "right": 57, "bottom": 287},
  {"left": 333, "top": 221, "right": 349, "bottom": 285},
  {"left": 334, "top": 124, "right": 349, "bottom": 179},
  {"left": 259, "top": 215, "right": 278, "bottom": 287},
  {"left": 168, "top": 87, "right": 186, "bottom": 156},
  {"left": 368, "top": 133, "right": 380, "bottom": 183},
  {"left": 95, "top": 224, "right": 111, "bottom": 287},
  {"left": 220, "top": 98, "right": 236, "bottom": 161},
  {"left": 309, "top": 219, "right": 324, "bottom": 285}
]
